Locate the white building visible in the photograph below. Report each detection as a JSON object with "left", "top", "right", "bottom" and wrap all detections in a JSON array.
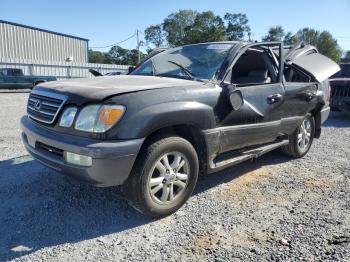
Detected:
[{"left": 0, "top": 20, "right": 89, "bottom": 63}]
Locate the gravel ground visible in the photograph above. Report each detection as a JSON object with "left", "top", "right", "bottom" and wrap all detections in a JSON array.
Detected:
[{"left": 0, "top": 90, "right": 349, "bottom": 261}]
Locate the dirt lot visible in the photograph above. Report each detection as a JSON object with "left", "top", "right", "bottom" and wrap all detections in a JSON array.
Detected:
[{"left": 0, "top": 91, "right": 349, "bottom": 261}]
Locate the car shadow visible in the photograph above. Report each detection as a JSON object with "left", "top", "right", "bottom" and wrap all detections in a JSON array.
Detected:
[
  {"left": 0, "top": 156, "right": 151, "bottom": 260},
  {"left": 0, "top": 150, "right": 291, "bottom": 260}
]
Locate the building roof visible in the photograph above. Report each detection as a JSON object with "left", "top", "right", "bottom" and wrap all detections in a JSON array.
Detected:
[{"left": 0, "top": 19, "right": 89, "bottom": 42}]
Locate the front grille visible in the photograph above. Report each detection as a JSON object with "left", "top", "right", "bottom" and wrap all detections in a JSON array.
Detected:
[
  {"left": 27, "top": 90, "right": 67, "bottom": 124},
  {"left": 330, "top": 80, "right": 350, "bottom": 98}
]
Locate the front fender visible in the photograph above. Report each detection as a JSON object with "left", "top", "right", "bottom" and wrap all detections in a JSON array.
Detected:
[{"left": 114, "top": 101, "right": 216, "bottom": 139}]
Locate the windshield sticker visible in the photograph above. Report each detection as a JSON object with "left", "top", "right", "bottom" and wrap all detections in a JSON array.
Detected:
[{"left": 206, "top": 44, "right": 232, "bottom": 50}]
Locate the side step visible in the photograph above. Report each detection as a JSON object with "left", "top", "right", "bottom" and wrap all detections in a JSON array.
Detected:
[{"left": 209, "top": 139, "right": 289, "bottom": 173}]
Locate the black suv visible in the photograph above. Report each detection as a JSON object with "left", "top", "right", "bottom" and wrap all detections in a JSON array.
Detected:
[{"left": 20, "top": 41, "right": 339, "bottom": 217}]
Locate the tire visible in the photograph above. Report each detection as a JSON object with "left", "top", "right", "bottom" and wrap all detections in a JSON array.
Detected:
[
  {"left": 124, "top": 136, "right": 199, "bottom": 218},
  {"left": 281, "top": 114, "right": 315, "bottom": 158}
]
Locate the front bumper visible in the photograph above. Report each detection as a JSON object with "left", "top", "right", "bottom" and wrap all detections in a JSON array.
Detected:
[{"left": 20, "top": 116, "right": 144, "bottom": 187}]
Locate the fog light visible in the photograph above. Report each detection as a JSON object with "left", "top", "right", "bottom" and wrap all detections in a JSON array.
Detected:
[{"left": 64, "top": 151, "right": 92, "bottom": 167}]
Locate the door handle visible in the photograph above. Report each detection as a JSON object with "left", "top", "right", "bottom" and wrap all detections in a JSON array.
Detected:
[
  {"left": 267, "top": 93, "right": 283, "bottom": 104},
  {"left": 305, "top": 92, "right": 315, "bottom": 102}
]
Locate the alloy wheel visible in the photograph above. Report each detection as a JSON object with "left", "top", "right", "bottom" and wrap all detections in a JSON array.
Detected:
[
  {"left": 148, "top": 152, "right": 190, "bottom": 205},
  {"left": 298, "top": 118, "right": 312, "bottom": 149}
]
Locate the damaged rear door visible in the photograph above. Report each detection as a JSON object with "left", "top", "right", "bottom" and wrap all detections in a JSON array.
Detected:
[{"left": 281, "top": 44, "right": 340, "bottom": 133}]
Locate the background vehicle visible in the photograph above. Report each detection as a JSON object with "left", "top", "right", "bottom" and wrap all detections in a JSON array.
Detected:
[
  {"left": 329, "top": 63, "right": 350, "bottom": 112},
  {"left": 0, "top": 68, "right": 56, "bottom": 89},
  {"left": 20, "top": 42, "right": 339, "bottom": 218},
  {"left": 89, "top": 69, "right": 123, "bottom": 77}
]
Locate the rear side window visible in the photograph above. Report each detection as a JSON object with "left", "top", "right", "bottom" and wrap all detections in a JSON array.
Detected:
[
  {"left": 11, "top": 69, "right": 23, "bottom": 76},
  {"left": 284, "top": 65, "right": 312, "bottom": 83}
]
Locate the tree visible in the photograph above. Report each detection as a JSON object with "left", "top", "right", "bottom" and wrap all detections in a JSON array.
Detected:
[
  {"left": 224, "top": 13, "right": 251, "bottom": 41},
  {"left": 316, "top": 31, "right": 341, "bottom": 63},
  {"left": 262, "top": 26, "right": 285, "bottom": 41},
  {"left": 183, "top": 11, "right": 226, "bottom": 44},
  {"left": 162, "top": 9, "right": 198, "bottom": 46},
  {"left": 294, "top": 28, "right": 319, "bottom": 46},
  {"left": 108, "top": 45, "right": 145, "bottom": 65},
  {"left": 262, "top": 26, "right": 342, "bottom": 63},
  {"left": 283, "top": 32, "right": 299, "bottom": 45},
  {"left": 341, "top": 51, "right": 350, "bottom": 63},
  {"left": 88, "top": 50, "right": 112, "bottom": 64},
  {"left": 108, "top": 45, "right": 129, "bottom": 64},
  {"left": 294, "top": 28, "right": 341, "bottom": 63},
  {"left": 125, "top": 49, "right": 146, "bottom": 65},
  {"left": 144, "top": 24, "right": 165, "bottom": 48}
]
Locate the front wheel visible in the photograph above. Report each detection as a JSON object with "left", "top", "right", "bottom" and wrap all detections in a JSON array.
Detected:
[
  {"left": 281, "top": 114, "right": 315, "bottom": 158},
  {"left": 124, "top": 136, "right": 199, "bottom": 218}
]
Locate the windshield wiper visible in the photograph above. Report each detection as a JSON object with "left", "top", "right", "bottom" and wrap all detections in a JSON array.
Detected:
[{"left": 167, "top": 60, "right": 198, "bottom": 81}]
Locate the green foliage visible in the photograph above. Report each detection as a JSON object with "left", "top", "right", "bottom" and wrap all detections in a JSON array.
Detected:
[
  {"left": 183, "top": 11, "right": 226, "bottom": 44},
  {"left": 109, "top": 45, "right": 146, "bottom": 65},
  {"left": 224, "top": 13, "right": 251, "bottom": 41},
  {"left": 88, "top": 50, "right": 112, "bottom": 64},
  {"left": 262, "top": 26, "right": 341, "bottom": 63},
  {"left": 294, "top": 28, "right": 319, "bottom": 46},
  {"left": 144, "top": 24, "right": 165, "bottom": 48},
  {"left": 294, "top": 28, "right": 341, "bottom": 63},
  {"left": 90, "top": 10, "right": 343, "bottom": 65},
  {"left": 316, "top": 31, "right": 341, "bottom": 63},
  {"left": 163, "top": 9, "right": 198, "bottom": 47},
  {"left": 283, "top": 32, "right": 299, "bottom": 46},
  {"left": 146, "top": 10, "right": 251, "bottom": 47},
  {"left": 262, "top": 26, "right": 285, "bottom": 41},
  {"left": 88, "top": 46, "right": 145, "bottom": 65}
]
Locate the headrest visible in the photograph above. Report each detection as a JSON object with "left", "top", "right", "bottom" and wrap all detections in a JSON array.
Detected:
[{"left": 248, "top": 69, "right": 268, "bottom": 78}]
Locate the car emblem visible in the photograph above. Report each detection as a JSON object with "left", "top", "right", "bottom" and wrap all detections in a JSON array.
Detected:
[{"left": 34, "top": 100, "right": 42, "bottom": 111}]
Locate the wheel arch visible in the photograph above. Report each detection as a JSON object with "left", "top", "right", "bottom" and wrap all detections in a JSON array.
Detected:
[
  {"left": 310, "top": 107, "right": 322, "bottom": 139},
  {"left": 138, "top": 124, "right": 208, "bottom": 176}
]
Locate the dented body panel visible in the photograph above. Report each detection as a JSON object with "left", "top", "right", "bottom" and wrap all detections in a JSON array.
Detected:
[{"left": 20, "top": 41, "right": 338, "bottom": 186}]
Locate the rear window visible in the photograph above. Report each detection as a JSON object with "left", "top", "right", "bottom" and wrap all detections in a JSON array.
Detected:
[{"left": 10, "top": 69, "right": 23, "bottom": 76}]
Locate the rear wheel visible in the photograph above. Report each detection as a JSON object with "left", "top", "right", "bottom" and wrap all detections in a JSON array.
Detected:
[
  {"left": 124, "top": 136, "right": 199, "bottom": 218},
  {"left": 281, "top": 114, "right": 315, "bottom": 158}
]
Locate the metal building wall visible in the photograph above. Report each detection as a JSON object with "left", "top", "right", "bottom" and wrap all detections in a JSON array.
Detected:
[
  {"left": 0, "top": 21, "right": 88, "bottom": 63},
  {"left": 0, "top": 58, "right": 129, "bottom": 80}
]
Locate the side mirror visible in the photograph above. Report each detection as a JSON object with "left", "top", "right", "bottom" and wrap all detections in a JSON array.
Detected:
[{"left": 229, "top": 90, "right": 244, "bottom": 111}]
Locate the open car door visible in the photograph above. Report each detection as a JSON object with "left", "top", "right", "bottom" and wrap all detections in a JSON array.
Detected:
[{"left": 285, "top": 44, "right": 340, "bottom": 82}]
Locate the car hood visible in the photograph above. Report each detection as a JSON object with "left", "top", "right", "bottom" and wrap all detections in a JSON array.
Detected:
[{"left": 35, "top": 75, "right": 202, "bottom": 101}]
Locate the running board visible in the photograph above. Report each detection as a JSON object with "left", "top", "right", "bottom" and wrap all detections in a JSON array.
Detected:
[{"left": 209, "top": 139, "right": 289, "bottom": 173}]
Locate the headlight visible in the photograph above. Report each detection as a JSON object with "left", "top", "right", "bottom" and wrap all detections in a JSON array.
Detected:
[
  {"left": 75, "top": 104, "right": 125, "bottom": 133},
  {"left": 59, "top": 107, "right": 78, "bottom": 127}
]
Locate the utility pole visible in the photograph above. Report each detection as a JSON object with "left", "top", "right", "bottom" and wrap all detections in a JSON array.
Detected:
[{"left": 136, "top": 29, "right": 141, "bottom": 64}]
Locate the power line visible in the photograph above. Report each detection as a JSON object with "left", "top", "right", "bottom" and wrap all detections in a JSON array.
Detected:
[{"left": 90, "top": 33, "right": 136, "bottom": 49}]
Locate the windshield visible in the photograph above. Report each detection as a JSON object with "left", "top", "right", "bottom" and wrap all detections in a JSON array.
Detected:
[{"left": 130, "top": 43, "right": 234, "bottom": 80}]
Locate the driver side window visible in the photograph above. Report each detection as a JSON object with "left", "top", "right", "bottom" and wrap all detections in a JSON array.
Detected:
[{"left": 231, "top": 48, "right": 277, "bottom": 86}]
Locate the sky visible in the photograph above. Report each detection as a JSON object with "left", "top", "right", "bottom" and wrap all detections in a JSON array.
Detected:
[{"left": 1, "top": 0, "right": 350, "bottom": 53}]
